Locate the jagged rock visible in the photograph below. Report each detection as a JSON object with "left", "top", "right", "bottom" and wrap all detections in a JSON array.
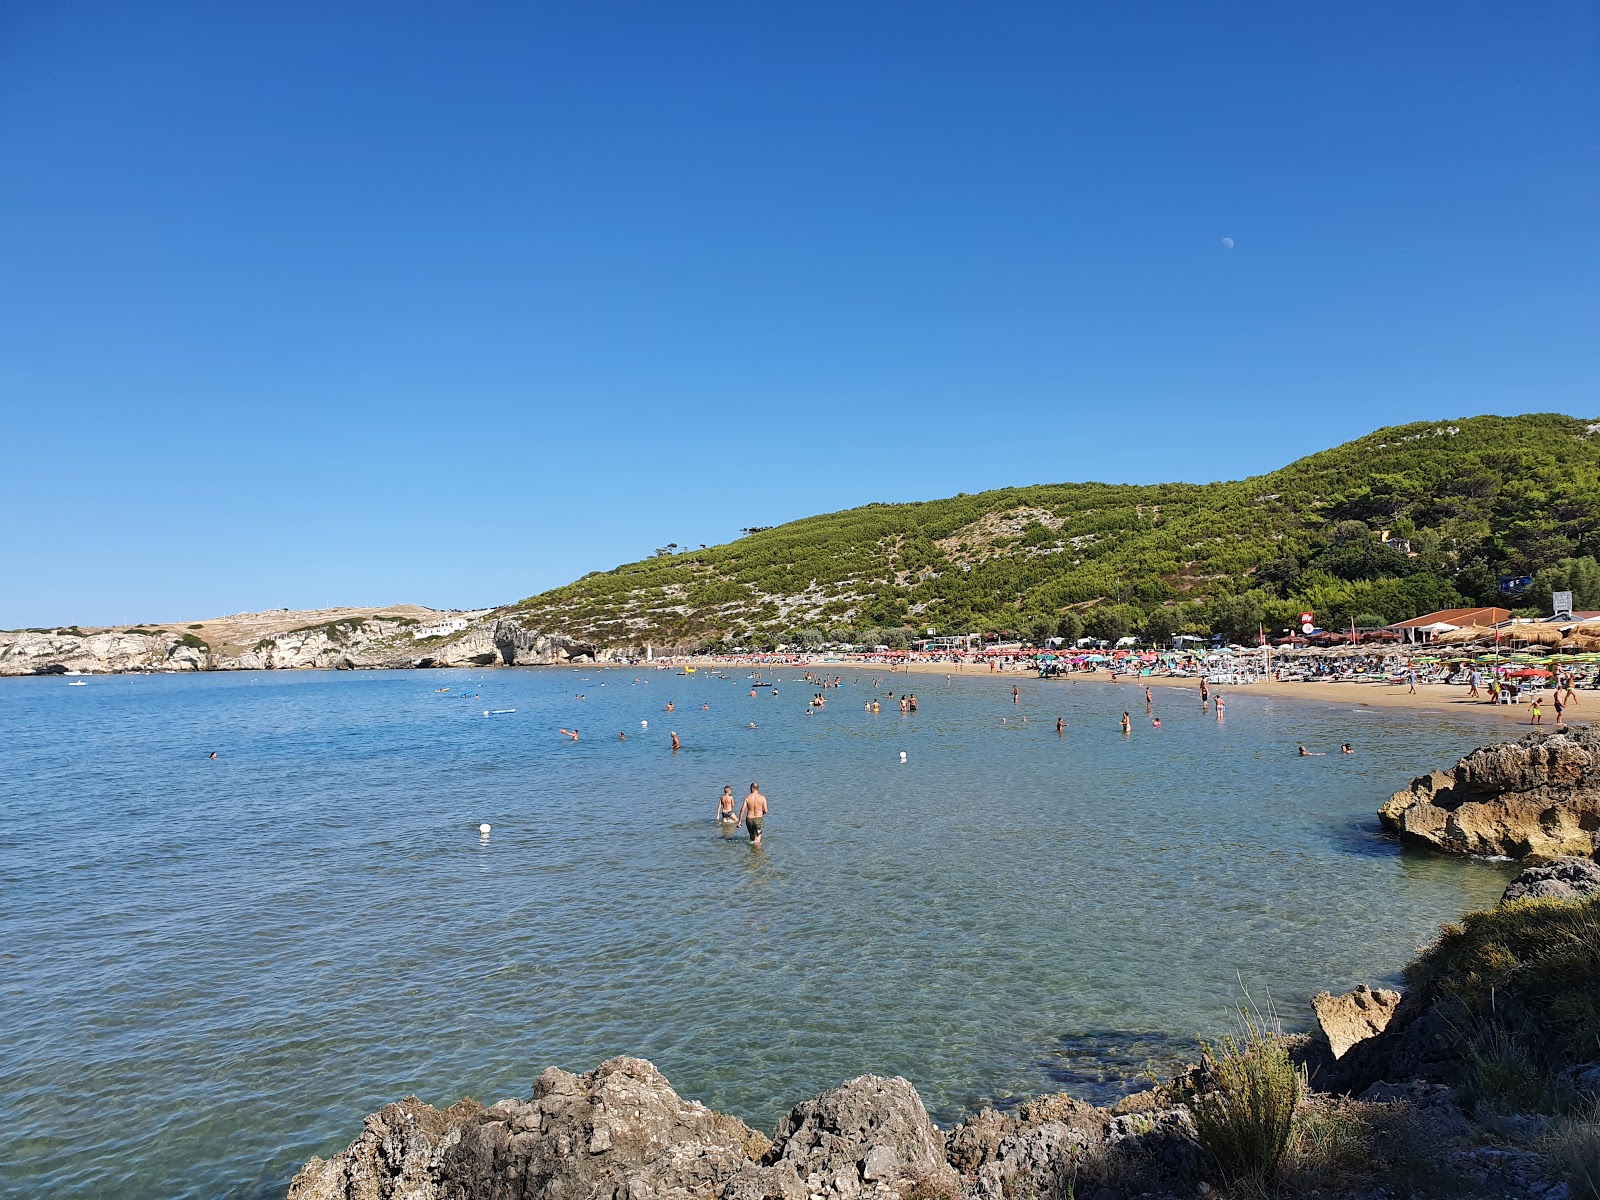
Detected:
[
  {"left": 969, "top": 1122, "right": 1091, "bottom": 1200},
  {"left": 944, "top": 1094, "right": 1101, "bottom": 1175},
  {"left": 1379, "top": 732, "right": 1600, "bottom": 859},
  {"left": 1095, "top": 1107, "right": 1201, "bottom": 1194},
  {"left": 1312, "top": 985, "right": 1402, "bottom": 1059},
  {"left": 439, "top": 1058, "right": 784, "bottom": 1200},
  {"left": 1501, "top": 856, "right": 1600, "bottom": 902},
  {"left": 288, "top": 1095, "right": 484, "bottom": 1200},
  {"left": 764, "top": 1074, "right": 958, "bottom": 1193}
]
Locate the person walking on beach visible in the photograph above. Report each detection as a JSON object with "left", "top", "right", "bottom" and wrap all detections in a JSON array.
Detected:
[
  {"left": 1468, "top": 670, "right": 1481, "bottom": 699},
  {"left": 737, "top": 783, "right": 768, "bottom": 845},
  {"left": 1407, "top": 670, "right": 1417, "bottom": 695},
  {"left": 1531, "top": 699, "right": 1543, "bottom": 725}
]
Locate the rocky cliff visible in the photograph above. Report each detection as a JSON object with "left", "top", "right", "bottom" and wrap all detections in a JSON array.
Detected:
[
  {"left": 0, "top": 607, "right": 619, "bottom": 676},
  {"left": 1378, "top": 729, "right": 1600, "bottom": 859}
]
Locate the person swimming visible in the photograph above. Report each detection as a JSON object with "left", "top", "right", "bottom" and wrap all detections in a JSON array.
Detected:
[
  {"left": 670, "top": 731, "right": 681, "bottom": 751},
  {"left": 1341, "top": 743, "right": 1353, "bottom": 753},
  {"left": 1298, "top": 745, "right": 1324, "bottom": 756},
  {"left": 559, "top": 728, "right": 579, "bottom": 741}
]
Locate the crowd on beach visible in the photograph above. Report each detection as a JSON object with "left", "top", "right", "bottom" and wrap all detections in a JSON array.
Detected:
[{"left": 654, "top": 642, "right": 1600, "bottom": 718}]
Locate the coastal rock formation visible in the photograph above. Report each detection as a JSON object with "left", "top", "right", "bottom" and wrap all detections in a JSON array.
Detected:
[
  {"left": 1311, "top": 985, "right": 1402, "bottom": 1059},
  {"left": 1500, "top": 856, "right": 1600, "bottom": 902},
  {"left": 287, "top": 1058, "right": 956, "bottom": 1200},
  {"left": 286, "top": 1095, "right": 485, "bottom": 1200},
  {"left": 1378, "top": 731, "right": 1600, "bottom": 859},
  {"left": 0, "top": 607, "right": 619, "bottom": 676},
  {"left": 765, "top": 1074, "right": 958, "bottom": 1196},
  {"left": 287, "top": 1058, "right": 1205, "bottom": 1200}
]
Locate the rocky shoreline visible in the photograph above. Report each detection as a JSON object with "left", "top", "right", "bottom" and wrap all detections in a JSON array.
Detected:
[
  {"left": 287, "top": 852, "right": 1600, "bottom": 1200},
  {"left": 1380, "top": 728, "right": 1600, "bottom": 859}
]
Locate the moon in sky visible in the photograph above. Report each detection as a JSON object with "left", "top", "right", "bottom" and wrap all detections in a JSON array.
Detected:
[{"left": 1221, "top": 237, "right": 1235, "bottom": 249}]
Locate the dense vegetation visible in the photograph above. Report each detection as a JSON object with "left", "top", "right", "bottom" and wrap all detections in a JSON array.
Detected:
[{"left": 514, "top": 414, "right": 1600, "bottom": 649}]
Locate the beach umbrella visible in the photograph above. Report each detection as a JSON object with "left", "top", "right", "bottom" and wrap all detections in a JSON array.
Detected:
[
  {"left": 1507, "top": 624, "right": 1563, "bottom": 646},
  {"left": 1434, "top": 626, "right": 1492, "bottom": 645},
  {"left": 1504, "top": 667, "right": 1551, "bottom": 678}
]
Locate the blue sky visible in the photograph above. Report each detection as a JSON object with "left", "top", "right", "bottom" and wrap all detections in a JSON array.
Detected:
[{"left": 2, "top": 2, "right": 1596, "bottom": 628}]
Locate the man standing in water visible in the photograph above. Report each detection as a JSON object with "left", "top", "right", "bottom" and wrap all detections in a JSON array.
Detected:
[{"left": 737, "top": 783, "right": 769, "bottom": 845}]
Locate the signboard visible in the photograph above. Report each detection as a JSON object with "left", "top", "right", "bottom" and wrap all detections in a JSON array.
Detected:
[
  {"left": 1553, "top": 590, "right": 1574, "bottom": 617},
  {"left": 1300, "top": 610, "right": 1314, "bottom": 635}
]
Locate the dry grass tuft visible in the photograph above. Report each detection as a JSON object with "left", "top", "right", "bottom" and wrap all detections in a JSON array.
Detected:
[{"left": 1189, "top": 1000, "right": 1307, "bottom": 1185}]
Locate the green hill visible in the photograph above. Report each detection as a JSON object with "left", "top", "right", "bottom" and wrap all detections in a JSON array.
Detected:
[{"left": 513, "top": 414, "right": 1600, "bottom": 650}]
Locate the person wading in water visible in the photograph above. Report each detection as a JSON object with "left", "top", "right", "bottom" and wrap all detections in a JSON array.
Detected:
[{"left": 737, "top": 783, "right": 769, "bottom": 846}]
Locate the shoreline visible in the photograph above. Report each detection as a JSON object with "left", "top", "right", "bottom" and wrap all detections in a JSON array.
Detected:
[
  {"left": 672, "top": 656, "right": 1556, "bottom": 726},
  {"left": 8, "top": 653, "right": 1564, "bottom": 729}
]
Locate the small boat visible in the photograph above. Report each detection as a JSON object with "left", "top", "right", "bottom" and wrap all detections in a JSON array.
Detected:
[
  {"left": 68, "top": 681, "right": 87, "bottom": 686},
  {"left": 483, "top": 709, "right": 517, "bottom": 716}
]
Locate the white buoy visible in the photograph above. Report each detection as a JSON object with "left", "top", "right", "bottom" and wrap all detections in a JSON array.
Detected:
[
  {"left": 483, "top": 710, "right": 490, "bottom": 718},
  {"left": 899, "top": 751, "right": 907, "bottom": 763},
  {"left": 641, "top": 719, "right": 648, "bottom": 727},
  {"left": 479, "top": 823, "right": 492, "bottom": 835}
]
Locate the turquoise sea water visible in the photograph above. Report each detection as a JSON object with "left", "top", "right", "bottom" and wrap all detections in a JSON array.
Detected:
[{"left": 0, "top": 667, "right": 1514, "bottom": 1200}]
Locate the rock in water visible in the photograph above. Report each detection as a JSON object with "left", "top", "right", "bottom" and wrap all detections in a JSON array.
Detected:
[
  {"left": 1312, "top": 985, "right": 1402, "bottom": 1059},
  {"left": 1378, "top": 731, "right": 1600, "bottom": 859},
  {"left": 1501, "top": 856, "right": 1600, "bottom": 903}
]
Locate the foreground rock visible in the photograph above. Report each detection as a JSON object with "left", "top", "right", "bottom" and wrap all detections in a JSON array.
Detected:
[
  {"left": 1501, "top": 855, "right": 1600, "bottom": 902},
  {"left": 1378, "top": 729, "right": 1600, "bottom": 859},
  {"left": 1311, "top": 985, "right": 1402, "bottom": 1059},
  {"left": 288, "top": 1057, "right": 1198, "bottom": 1200},
  {"left": 289, "top": 1058, "right": 968, "bottom": 1200},
  {"left": 0, "top": 606, "right": 618, "bottom": 675}
]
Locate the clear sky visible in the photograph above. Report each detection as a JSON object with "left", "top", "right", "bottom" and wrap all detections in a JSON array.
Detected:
[{"left": 2, "top": 2, "right": 1595, "bottom": 628}]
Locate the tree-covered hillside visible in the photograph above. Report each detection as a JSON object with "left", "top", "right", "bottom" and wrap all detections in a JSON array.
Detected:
[{"left": 514, "top": 414, "right": 1600, "bottom": 650}]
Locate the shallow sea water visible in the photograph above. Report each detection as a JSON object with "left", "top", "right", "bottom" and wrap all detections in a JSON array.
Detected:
[{"left": 0, "top": 667, "right": 1514, "bottom": 1199}]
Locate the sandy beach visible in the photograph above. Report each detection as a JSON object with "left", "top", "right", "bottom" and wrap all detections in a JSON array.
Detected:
[{"left": 681, "top": 656, "right": 1567, "bottom": 727}]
